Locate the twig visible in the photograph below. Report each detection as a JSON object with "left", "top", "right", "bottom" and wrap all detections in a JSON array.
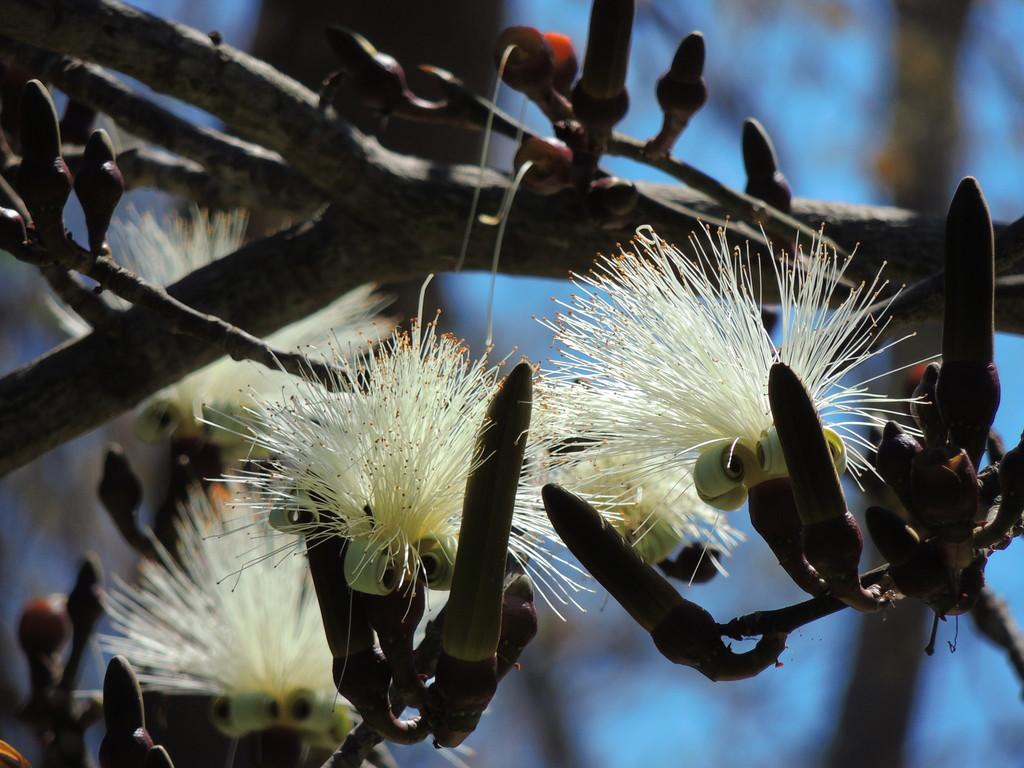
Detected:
[
  {"left": 10, "top": 231, "right": 349, "bottom": 387},
  {"left": 40, "top": 266, "right": 117, "bottom": 328},
  {"left": 720, "top": 565, "right": 892, "bottom": 640},
  {"left": 970, "top": 586, "right": 1024, "bottom": 695},
  {"left": 0, "top": 39, "right": 323, "bottom": 213}
]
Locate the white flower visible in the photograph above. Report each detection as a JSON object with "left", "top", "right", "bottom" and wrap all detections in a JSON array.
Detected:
[
  {"left": 79, "top": 207, "right": 396, "bottom": 452},
  {"left": 232, "top": 314, "right": 580, "bottom": 606},
  {"left": 101, "top": 489, "right": 351, "bottom": 742},
  {"left": 538, "top": 225, "right": 911, "bottom": 507}
]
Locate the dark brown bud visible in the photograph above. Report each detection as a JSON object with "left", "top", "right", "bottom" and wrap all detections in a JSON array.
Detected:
[
  {"left": 99, "top": 443, "right": 143, "bottom": 524},
  {"left": 100, "top": 656, "right": 154, "bottom": 768},
  {"left": 75, "top": 129, "right": 124, "bottom": 254},
  {"left": 428, "top": 653, "right": 498, "bottom": 748},
  {"left": 495, "top": 26, "right": 554, "bottom": 93},
  {"left": 910, "top": 446, "right": 980, "bottom": 541},
  {"left": 67, "top": 555, "right": 103, "bottom": 634},
  {"left": 363, "top": 583, "right": 426, "bottom": 705},
  {"left": 544, "top": 32, "right": 579, "bottom": 95},
  {"left": 571, "top": 81, "right": 629, "bottom": 133},
  {"left": 16, "top": 81, "right": 73, "bottom": 236},
  {"left": 324, "top": 27, "right": 407, "bottom": 115},
  {"left": 514, "top": 137, "right": 573, "bottom": 195},
  {"left": 645, "top": 32, "right": 708, "bottom": 157},
  {"left": 910, "top": 362, "right": 945, "bottom": 447},
  {"left": 935, "top": 360, "right": 1000, "bottom": 470},
  {"left": 18, "top": 594, "right": 71, "bottom": 657},
  {"left": 886, "top": 539, "right": 947, "bottom": 604},
  {"left": 865, "top": 506, "right": 920, "bottom": 566},
  {"left": 742, "top": 118, "right": 791, "bottom": 214},
  {"left": 875, "top": 421, "right": 923, "bottom": 509},
  {"left": 0, "top": 207, "right": 28, "bottom": 254},
  {"left": 542, "top": 483, "right": 682, "bottom": 632},
  {"left": 586, "top": 176, "right": 638, "bottom": 226}
]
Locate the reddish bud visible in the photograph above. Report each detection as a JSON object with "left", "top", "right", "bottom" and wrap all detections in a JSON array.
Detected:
[
  {"left": 16, "top": 81, "right": 73, "bottom": 236},
  {"left": 495, "top": 26, "right": 554, "bottom": 93},
  {"left": 586, "top": 176, "right": 638, "bottom": 227},
  {"left": 324, "top": 27, "right": 408, "bottom": 115},
  {"left": 514, "top": 137, "right": 572, "bottom": 195},
  {"left": 910, "top": 362, "right": 945, "bottom": 447},
  {"left": 18, "top": 594, "right": 71, "bottom": 657},
  {"left": 544, "top": 32, "right": 578, "bottom": 95},
  {"left": 747, "top": 478, "right": 826, "bottom": 597},
  {"left": 875, "top": 421, "right": 923, "bottom": 510},
  {"left": 428, "top": 653, "right": 498, "bottom": 748}
]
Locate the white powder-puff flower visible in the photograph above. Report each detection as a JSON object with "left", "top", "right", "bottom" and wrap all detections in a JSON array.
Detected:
[
  {"left": 232, "top": 310, "right": 580, "bottom": 607},
  {"left": 63, "top": 207, "right": 397, "bottom": 455},
  {"left": 538, "top": 225, "right": 911, "bottom": 510},
  {"left": 101, "top": 489, "right": 352, "bottom": 746}
]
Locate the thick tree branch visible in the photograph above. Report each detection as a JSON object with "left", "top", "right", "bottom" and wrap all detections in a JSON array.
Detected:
[
  {"left": 2, "top": 162, "right": 1024, "bottom": 476},
  {"left": 0, "top": 38, "right": 324, "bottom": 213}
]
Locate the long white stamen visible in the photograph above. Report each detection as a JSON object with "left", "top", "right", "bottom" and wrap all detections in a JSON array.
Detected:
[{"left": 483, "top": 159, "right": 533, "bottom": 347}]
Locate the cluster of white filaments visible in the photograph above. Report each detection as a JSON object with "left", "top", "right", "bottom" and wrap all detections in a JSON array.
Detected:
[
  {"left": 235, "top": 315, "right": 575, "bottom": 601},
  {"left": 80, "top": 207, "right": 395, "bottom": 451},
  {"left": 538, "top": 225, "right": 910, "bottom": 489},
  {"left": 102, "top": 490, "right": 335, "bottom": 702}
]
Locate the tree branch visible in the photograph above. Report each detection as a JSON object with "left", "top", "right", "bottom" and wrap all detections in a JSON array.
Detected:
[
  {"left": 970, "top": 586, "right": 1024, "bottom": 695},
  {"left": 0, "top": 38, "right": 324, "bottom": 214}
]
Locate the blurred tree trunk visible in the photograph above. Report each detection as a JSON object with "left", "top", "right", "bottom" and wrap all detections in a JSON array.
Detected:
[{"left": 825, "top": 2, "right": 972, "bottom": 767}]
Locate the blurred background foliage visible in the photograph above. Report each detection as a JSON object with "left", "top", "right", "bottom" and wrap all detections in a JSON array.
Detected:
[{"left": 3, "top": 0, "right": 1024, "bottom": 766}]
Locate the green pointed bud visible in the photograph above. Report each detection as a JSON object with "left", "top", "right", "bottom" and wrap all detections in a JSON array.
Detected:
[
  {"left": 937, "top": 177, "right": 999, "bottom": 467},
  {"left": 768, "top": 363, "right": 846, "bottom": 525},
  {"left": 541, "top": 484, "right": 682, "bottom": 631},
  {"left": 865, "top": 506, "right": 920, "bottom": 566},
  {"left": 210, "top": 692, "right": 280, "bottom": 737},
  {"left": 415, "top": 534, "right": 458, "bottom": 590},
  {"left": 443, "top": 361, "right": 533, "bottom": 663},
  {"left": 343, "top": 537, "right": 398, "bottom": 595},
  {"left": 75, "top": 129, "right": 123, "bottom": 254},
  {"left": 307, "top": 538, "right": 374, "bottom": 659}
]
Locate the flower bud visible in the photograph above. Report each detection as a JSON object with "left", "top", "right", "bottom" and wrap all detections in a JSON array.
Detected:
[
  {"left": 747, "top": 478, "right": 826, "bottom": 596},
  {"left": 938, "top": 177, "right": 999, "bottom": 466},
  {"left": 910, "top": 446, "right": 979, "bottom": 541},
  {"left": 544, "top": 32, "right": 579, "bottom": 95},
  {"left": 307, "top": 538, "right": 375, "bottom": 659},
  {"left": 74, "top": 129, "right": 124, "bottom": 254},
  {"left": 99, "top": 656, "right": 154, "bottom": 768},
  {"left": 18, "top": 594, "right": 71, "bottom": 657},
  {"left": 514, "top": 137, "right": 572, "bottom": 196},
  {"left": 578, "top": 0, "right": 634, "bottom": 100},
  {"left": 443, "top": 363, "right": 532, "bottom": 664},
  {"left": 363, "top": 582, "right": 426, "bottom": 705},
  {"left": 324, "top": 27, "right": 407, "bottom": 115},
  {"left": 428, "top": 653, "right": 498, "bottom": 748},
  {"left": 874, "top": 421, "right": 922, "bottom": 509},
  {"left": 16, "top": 81, "right": 73, "bottom": 241},
  {"left": 911, "top": 362, "right": 945, "bottom": 447},
  {"left": 332, "top": 648, "right": 425, "bottom": 745},
  {"left": 495, "top": 26, "right": 554, "bottom": 93},
  {"left": 645, "top": 33, "right": 709, "bottom": 157},
  {"left": 742, "top": 118, "right": 791, "bottom": 214}
]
